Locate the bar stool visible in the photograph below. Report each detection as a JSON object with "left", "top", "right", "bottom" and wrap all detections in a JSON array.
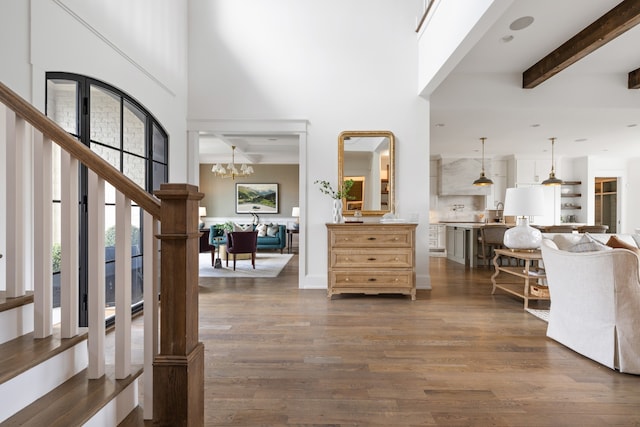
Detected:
[{"left": 477, "top": 225, "right": 509, "bottom": 268}]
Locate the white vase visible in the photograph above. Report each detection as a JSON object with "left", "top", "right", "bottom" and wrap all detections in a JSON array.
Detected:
[{"left": 332, "top": 199, "right": 343, "bottom": 223}]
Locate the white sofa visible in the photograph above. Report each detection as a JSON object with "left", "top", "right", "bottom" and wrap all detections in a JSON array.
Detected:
[{"left": 540, "top": 235, "right": 640, "bottom": 374}]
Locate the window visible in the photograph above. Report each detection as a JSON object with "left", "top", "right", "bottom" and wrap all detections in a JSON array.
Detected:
[{"left": 46, "top": 73, "right": 168, "bottom": 326}]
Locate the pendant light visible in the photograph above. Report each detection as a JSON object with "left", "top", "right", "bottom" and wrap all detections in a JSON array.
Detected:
[
  {"left": 473, "top": 137, "right": 493, "bottom": 186},
  {"left": 541, "top": 137, "right": 563, "bottom": 186}
]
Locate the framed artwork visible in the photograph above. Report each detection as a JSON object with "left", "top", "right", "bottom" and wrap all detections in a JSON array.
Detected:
[{"left": 236, "top": 183, "right": 279, "bottom": 213}]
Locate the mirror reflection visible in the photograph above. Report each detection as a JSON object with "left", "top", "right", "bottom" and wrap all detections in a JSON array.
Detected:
[{"left": 338, "top": 130, "right": 394, "bottom": 216}]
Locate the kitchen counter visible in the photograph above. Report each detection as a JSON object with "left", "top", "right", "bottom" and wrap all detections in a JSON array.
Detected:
[
  {"left": 440, "top": 222, "right": 514, "bottom": 267},
  {"left": 441, "top": 223, "right": 482, "bottom": 267}
]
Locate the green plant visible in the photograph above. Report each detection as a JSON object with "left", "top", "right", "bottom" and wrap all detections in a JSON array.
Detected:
[
  {"left": 104, "top": 225, "right": 140, "bottom": 247},
  {"left": 52, "top": 243, "right": 61, "bottom": 273},
  {"left": 314, "top": 179, "right": 355, "bottom": 200},
  {"left": 213, "top": 221, "right": 234, "bottom": 236}
]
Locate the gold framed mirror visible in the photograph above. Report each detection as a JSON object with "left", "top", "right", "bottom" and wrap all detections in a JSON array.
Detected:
[{"left": 338, "top": 130, "right": 394, "bottom": 216}]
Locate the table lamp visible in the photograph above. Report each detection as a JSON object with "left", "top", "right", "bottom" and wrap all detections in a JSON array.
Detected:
[
  {"left": 198, "top": 206, "right": 207, "bottom": 229},
  {"left": 291, "top": 207, "right": 300, "bottom": 229},
  {"left": 502, "top": 187, "right": 545, "bottom": 249}
]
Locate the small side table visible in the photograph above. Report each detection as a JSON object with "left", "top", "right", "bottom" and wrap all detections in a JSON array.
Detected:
[
  {"left": 211, "top": 236, "right": 223, "bottom": 268},
  {"left": 491, "top": 248, "right": 549, "bottom": 309},
  {"left": 287, "top": 228, "right": 299, "bottom": 254}
]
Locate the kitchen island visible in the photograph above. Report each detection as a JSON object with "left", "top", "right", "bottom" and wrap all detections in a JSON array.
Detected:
[{"left": 441, "top": 222, "right": 484, "bottom": 267}]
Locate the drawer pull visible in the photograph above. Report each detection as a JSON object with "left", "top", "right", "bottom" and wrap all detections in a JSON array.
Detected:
[
  {"left": 368, "top": 278, "right": 377, "bottom": 282},
  {"left": 394, "top": 257, "right": 399, "bottom": 261},
  {"left": 367, "top": 237, "right": 377, "bottom": 240},
  {"left": 367, "top": 257, "right": 376, "bottom": 261},
  {"left": 345, "top": 277, "right": 350, "bottom": 281}
]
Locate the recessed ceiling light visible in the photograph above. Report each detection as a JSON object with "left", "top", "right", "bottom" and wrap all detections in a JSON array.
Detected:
[
  {"left": 501, "top": 35, "right": 514, "bottom": 43},
  {"left": 575, "top": 138, "right": 588, "bottom": 142},
  {"left": 268, "top": 138, "right": 278, "bottom": 141},
  {"left": 530, "top": 124, "right": 540, "bottom": 128},
  {"left": 510, "top": 16, "right": 534, "bottom": 31},
  {"left": 628, "top": 124, "right": 637, "bottom": 128},
  {"left": 435, "top": 123, "right": 445, "bottom": 127}
]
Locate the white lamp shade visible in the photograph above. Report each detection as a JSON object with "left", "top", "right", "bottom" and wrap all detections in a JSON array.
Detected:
[
  {"left": 198, "top": 207, "right": 207, "bottom": 217},
  {"left": 291, "top": 207, "right": 300, "bottom": 217},
  {"left": 503, "top": 187, "right": 545, "bottom": 217}
]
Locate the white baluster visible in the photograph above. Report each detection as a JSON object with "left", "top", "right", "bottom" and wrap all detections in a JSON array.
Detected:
[
  {"left": 33, "top": 131, "right": 53, "bottom": 338},
  {"left": 5, "top": 110, "right": 25, "bottom": 298},
  {"left": 115, "top": 191, "right": 132, "bottom": 379},
  {"left": 60, "top": 151, "right": 79, "bottom": 338},
  {"left": 143, "top": 213, "right": 159, "bottom": 420},
  {"left": 88, "top": 170, "right": 105, "bottom": 379}
]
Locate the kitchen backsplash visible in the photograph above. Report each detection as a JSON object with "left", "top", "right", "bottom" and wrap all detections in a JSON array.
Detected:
[{"left": 430, "top": 195, "right": 486, "bottom": 223}]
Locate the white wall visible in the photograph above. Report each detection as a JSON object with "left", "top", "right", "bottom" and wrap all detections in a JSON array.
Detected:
[
  {"left": 188, "top": 0, "right": 430, "bottom": 288},
  {"left": 417, "top": 0, "right": 513, "bottom": 96},
  {"left": 0, "top": 0, "right": 189, "bottom": 182},
  {"left": 0, "top": 0, "right": 189, "bottom": 290}
]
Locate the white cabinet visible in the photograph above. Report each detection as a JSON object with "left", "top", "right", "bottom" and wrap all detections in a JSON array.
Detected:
[
  {"left": 446, "top": 226, "right": 466, "bottom": 264},
  {"left": 487, "top": 159, "right": 507, "bottom": 208},
  {"left": 508, "top": 158, "right": 546, "bottom": 186},
  {"left": 507, "top": 157, "right": 560, "bottom": 225},
  {"left": 428, "top": 224, "right": 446, "bottom": 256}
]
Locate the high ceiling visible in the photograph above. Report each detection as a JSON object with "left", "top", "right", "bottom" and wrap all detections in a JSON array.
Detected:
[
  {"left": 430, "top": 0, "right": 640, "bottom": 159},
  {"left": 199, "top": 0, "right": 640, "bottom": 165}
]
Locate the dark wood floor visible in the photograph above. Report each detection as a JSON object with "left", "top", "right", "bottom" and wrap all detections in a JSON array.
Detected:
[{"left": 187, "top": 255, "right": 640, "bottom": 426}]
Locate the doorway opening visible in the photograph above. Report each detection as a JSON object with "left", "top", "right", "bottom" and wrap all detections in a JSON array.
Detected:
[{"left": 594, "top": 177, "right": 618, "bottom": 233}]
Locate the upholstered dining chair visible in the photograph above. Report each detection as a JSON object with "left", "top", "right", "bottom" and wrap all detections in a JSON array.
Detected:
[
  {"left": 225, "top": 231, "right": 258, "bottom": 270},
  {"left": 477, "top": 225, "right": 509, "bottom": 268},
  {"left": 577, "top": 225, "right": 609, "bottom": 233}
]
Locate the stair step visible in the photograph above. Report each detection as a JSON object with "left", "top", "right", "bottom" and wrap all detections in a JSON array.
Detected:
[
  {"left": 1, "top": 366, "right": 143, "bottom": 427},
  {"left": 0, "top": 291, "right": 35, "bottom": 345},
  {"left": 0, "top": 329, "right": 87, "bottom": 385},
  {"left": 0, "top": 291, "right": 34, "bottom": 313},
  {"left": 118, "top": 406, "right": 151, "bottom": 427}
]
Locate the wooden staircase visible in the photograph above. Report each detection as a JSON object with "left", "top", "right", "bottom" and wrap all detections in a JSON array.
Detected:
[{"left": 0, "top": 81, "right": 204, "bottom": 425}]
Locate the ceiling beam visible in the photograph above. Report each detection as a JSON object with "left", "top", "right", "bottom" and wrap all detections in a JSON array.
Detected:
[
  {"left": 629, "top": 67, "right": 640, "bottom": 88},
  {"left": 523, "top": 0, "right": 640, "bottom": 89}
]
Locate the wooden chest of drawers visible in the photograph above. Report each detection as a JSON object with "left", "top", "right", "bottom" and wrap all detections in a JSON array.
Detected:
[{"left": 326, "top": 223, "right": 417, "bottom": 300}]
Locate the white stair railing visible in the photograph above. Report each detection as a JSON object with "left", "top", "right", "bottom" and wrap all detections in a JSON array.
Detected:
[
  {"left": 1, "top": 80, "right": 203, "bottom": 424},
  {"left": 2, "top": 92, "right": 160, "bottom": 417}
]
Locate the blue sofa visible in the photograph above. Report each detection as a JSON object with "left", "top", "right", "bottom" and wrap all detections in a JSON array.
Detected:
[{"left": 209, "top": 224, "right": 287, "bottom": 253}]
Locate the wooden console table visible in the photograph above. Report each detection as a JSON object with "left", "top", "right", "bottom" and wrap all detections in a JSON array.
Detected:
[
  {"left": 326, "top": 223, "right": 417, "bottom": 300},
  {"left": 491, "top": 248, "right": 549, "bottom": 309}
]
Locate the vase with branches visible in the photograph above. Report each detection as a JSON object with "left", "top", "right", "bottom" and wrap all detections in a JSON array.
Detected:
[{"left": 315, "top": 179, "right": 355, "bottom": 223}]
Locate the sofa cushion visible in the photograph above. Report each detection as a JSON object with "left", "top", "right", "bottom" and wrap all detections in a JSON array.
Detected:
[
  {"left": 258, "top": 236, "right": 280, "bottom": 245},
  {"left": 233, "top": 223, "right": 252, "bottom": 232},
  {"left": 256, "top": 223, "right": 268, "bottom": 237},
  {"left": 568, "top": 233, "right": 611, "bottom": 253},
  {"left": 606, "top": 235, "right": 640, "bottom": 256},
  {"left": 266, "top": 224, "right": 279, "bottom": 237},
  {"left": 552, "top": 234, "right": 583, "bottom": 251}
]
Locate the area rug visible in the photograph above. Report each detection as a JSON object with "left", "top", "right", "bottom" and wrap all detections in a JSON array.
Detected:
[
  {"left": 526, "top": 308, "right": 550, "bottom": 323},
  {"left": 198, "top": 252, "right": 293, "bottom": 278}
]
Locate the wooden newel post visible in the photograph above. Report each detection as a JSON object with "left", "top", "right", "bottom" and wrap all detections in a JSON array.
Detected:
[{"left": 153, "top": 183, "right": 204, "bottom": 426}]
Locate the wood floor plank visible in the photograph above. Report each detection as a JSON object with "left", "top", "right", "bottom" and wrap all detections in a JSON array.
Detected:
[{"left": 193, "top": 255, "right": 640, "bottom": 426}]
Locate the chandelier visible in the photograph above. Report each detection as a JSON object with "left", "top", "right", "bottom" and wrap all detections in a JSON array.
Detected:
[{"left": 211, "top": 145, "right": 254, "bottom": 179}]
